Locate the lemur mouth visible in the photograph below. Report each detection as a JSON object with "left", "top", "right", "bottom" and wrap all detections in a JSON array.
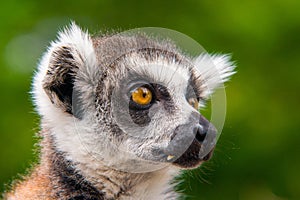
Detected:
[
  {"left": 172, "top": 139, "right": 215, "bottom": 169},
  {"left": 164, "top": 115, "right": 217, "bottom": 169}
]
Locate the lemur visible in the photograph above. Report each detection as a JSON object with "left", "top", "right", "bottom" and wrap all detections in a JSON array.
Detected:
[{"left": 4, "top": 23, "right": 235, "bottom": 200}]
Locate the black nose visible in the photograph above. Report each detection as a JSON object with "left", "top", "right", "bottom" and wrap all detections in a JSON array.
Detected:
[
  {"left": 194, "top": 115, "right": 210, "bottom": 143},
  {"left": 195, "top": 124, "right": 207, "bottom": 143}
]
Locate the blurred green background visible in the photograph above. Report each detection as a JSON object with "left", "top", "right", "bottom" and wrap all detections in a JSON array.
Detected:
[{"left": 1, "top": 0, "right": 299, "bottom": 199}]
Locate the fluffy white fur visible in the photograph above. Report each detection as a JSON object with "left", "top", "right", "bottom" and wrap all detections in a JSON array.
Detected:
[{"left": 193, "top": 54, "right": 236, "bottom": 97}]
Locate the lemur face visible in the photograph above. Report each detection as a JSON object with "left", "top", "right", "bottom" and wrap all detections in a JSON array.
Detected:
[
  {"left": 34, "top": 24, "right": 235, "bottom": 173},
  {"left": 104, "top": 49, "right": 217, "bottom": 170}
]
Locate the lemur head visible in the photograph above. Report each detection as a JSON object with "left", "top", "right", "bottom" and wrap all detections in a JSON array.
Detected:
[{"left": 33, "top": 23, "right": 235, "bottom": 173}]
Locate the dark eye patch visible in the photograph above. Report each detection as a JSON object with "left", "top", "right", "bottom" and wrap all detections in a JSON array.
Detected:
[
  {"left": 129, "top": 109, "right": 151, "bottom": 126},
  {"left": 186, "top": 84, "right": 198, "bottom": 101},
  {"left": 152, "top": 83, "right": 172, "bottom": 101},
  {"left": 187, "top": 70, "right": 203, "bottom": 102}
]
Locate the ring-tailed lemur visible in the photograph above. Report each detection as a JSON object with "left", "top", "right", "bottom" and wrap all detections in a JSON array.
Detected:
[{"left": 4, "top": 23, "right": 235, "bottom": 200}]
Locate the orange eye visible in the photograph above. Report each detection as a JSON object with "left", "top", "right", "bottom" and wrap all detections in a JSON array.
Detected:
[
  {"left": 188, "top": 98, "right": 199, "bottom": 110},
  {"left": 131, "top": 87, "right": 152, "bottom": 105}
]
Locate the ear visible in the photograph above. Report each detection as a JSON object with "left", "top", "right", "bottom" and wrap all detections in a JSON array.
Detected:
[
  {"left": 43, "top": 45, "right": 78, "bottom": 114},
  {"left": 193, "top": 54, "right": 236, "bottom": 97},
  {"left": 32, "top": 22, "right": 97, "bottom": 117}
]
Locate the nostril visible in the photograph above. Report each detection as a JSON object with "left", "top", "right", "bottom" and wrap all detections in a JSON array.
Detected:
[{"left": 195, "top": 124, "right": 207, "bottom": 143}]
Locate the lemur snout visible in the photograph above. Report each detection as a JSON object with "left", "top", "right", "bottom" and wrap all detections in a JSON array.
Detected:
[
  {"left": 164, "top": 112, "right": 216, "bottom": 160},
  {"left": 164, "top": 112, "right": 217, "bottom": 168}
]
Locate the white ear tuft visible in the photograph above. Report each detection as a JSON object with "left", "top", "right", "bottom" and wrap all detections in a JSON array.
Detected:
[
  {"left": 193, "top": 54, "right": 236, "bottom": 97},
  {"left": 32, "top": 22, "right": 97, "bottom": 121},
  {"left": 54, "top": 22, "right": 96, "bottom": 69}
]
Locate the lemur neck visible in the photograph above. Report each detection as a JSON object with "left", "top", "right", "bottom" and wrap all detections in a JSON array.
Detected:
[
  {"left": 41, "top": 132, "right": 104, "bottom": 199},
  {"left": 42, "top": 130, "right": 180, "bottom": 200}
]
